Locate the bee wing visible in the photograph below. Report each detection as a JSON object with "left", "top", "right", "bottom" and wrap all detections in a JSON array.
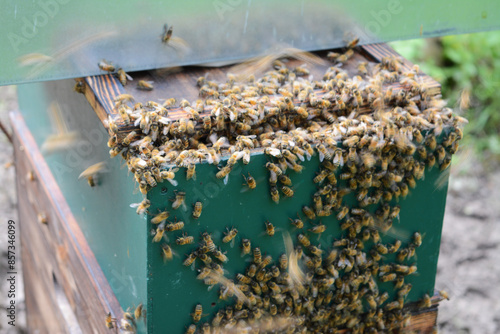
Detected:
[
  {"left": 166, "top": 178, "right": 178, "bottom": 187},
  {"left": 158, "top": 117, "right": 172, "bottom": 125},
  {"left": 318, "top": 151, "right": 325, "bottom": 162},
  {"left": 78, "top": 161, "right": 107, "bottom": 179},
  {"left": 267, "top": 148, "right": 281, "bottom": 157},
  {"left": 223, "top": 174, "right": 229, "bottom": 185}
]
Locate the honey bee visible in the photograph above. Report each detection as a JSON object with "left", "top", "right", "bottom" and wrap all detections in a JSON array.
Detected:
[
  {"left": 192, "top": 304, "right": 203, "bottom": 322},
  {"left": 98, "top": 59, "right": 115, "bottom": 72},
  {"left": 242, "top": 173, "right": 256, "bottom": 189},
  {"left": 279, "top": 174, "right": 292, "bottom": 186},
  {"left": 161, "top": 243, "right": 174, "bottom": 262},
  {"left": 241, "top": 238, "right": 251, "bottom": 255},
  {"left": 137, "top": 80, "right": 154, "bottom": 91},
  {"left": 419, "top": 294, "right": 432, "bottom": 308},
  {"left": 130, "top": 199, "right": 151, "bottom": 215},
  {"left": 166, "top": 220, "right": 184, "bottom": 231},
  {"left": 413, "top": 232, "right": 423, "bottom": 247},
  {"left": 161, "top": 24, "right": 174, "bottom": 43},
  {"left": 151, "top": 210, "right": 169, "bottom": 225},
  {"left": 336, "top": 206, "right": 349, "bottom": 220},
  {"left": 152, "top": 223, "right": 165, "bottom": 243},
  {"left": 265, "top": 221, "right": 275, "bottom": 236},
  {"left": 105, "top": 312, "right": 116, "bottom": 329},
  {"left": 216, "top": 165, "right": 232, "bottom": 184},
  {"left": 266, "top": 162, "right": 283, "bottom": 176},
  {"left": 270, "top": 186, "right": 280, "bottom": 204},
  {"left": 298, "top": 205, "right": 317, "bottom": 222},
  {"left": 192, "top": 201, "right": 202, "bottom": 219},
  {"left": 183, "top": 252, "right": 197, "bottom": 266},
  {"left": 281, "top": 186, "right": 294, "bottom": 197},
  {"left": 440, "top": 156, "right": 451, "bottom": 171},
  {"left": 213, "top": 248, "right": 228, "bottom": 262},
  {"left": 186, "top": 325, "right": 196, "bottom": 334},
  {"left": 439, "top": 290, "right": 450, "bottom": 300},
  {"left": 252, "top": 247, "right": 262, "bottom": 266},
  {"left": 222, "top": 227, "right": 238, "bottom": 244},
  {"left": 176, "top": 233, "right": 194, "bottom": 245},
  {"left": 116, "top": 68, "right": 133, "bottom": 86},
  {"left": 289, "top": 215, "right": 304, "bottom": 229},
  {"left": 171, "top": 191, "right": 186, "bottom": 210},
  {"left": 314, "top": 169, "right": 329, "bottom": 185},
  {"left": 297, "top": 234, "right": 310, "bottom": 247}
]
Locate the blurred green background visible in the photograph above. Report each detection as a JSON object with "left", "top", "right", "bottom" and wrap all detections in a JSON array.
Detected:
[{"left": 391, "top": 31, "right": 500, "bottom": 162}]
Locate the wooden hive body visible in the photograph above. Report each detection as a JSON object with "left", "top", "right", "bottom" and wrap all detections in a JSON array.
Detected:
[{"left": 14, "top": 43, "right": 446, "bottom": 333}]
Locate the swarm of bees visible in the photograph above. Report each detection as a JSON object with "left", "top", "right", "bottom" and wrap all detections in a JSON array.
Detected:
[{"left": 104, "top": 40, "right": 463, "bottom": 333}]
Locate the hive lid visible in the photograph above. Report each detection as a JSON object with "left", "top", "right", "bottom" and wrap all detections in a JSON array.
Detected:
[{"left": 1, "top": 0, "right": 499, "bottom": 86}]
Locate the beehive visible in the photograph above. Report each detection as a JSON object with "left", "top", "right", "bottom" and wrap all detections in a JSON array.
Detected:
[{"left": 15, "top": 43, "right": 457, "bottom": 333}]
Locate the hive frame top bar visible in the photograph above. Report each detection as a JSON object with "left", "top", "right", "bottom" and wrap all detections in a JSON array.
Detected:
[{"left": 1, "top": 0, "right": 499, "bottom": 86}]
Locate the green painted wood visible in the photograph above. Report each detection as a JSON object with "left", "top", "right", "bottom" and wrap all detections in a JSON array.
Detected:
[
  {"left": 146, "top": 151, "right": 448, "bottom": 333},
  {"left": 17, "top": 80, "right": 450, "bottom": 334},
  {"left": 17, "top": 81, "right": 148, "bottom": 333}
]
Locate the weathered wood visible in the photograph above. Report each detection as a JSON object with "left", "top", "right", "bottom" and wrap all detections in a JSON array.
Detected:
[{"left": 11, "top": 110, "right": 123, "bottom": 334}]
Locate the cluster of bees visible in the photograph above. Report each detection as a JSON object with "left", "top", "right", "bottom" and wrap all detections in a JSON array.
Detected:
[{"left": 103, "top": 40, "right": 464, "bottom": 333}]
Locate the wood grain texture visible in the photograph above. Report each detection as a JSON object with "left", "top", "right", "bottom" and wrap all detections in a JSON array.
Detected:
[
  {"left": 82, "top": 43, "right": 441, "bottom": 138},
  {"left": 11, "top": 110, "right": 123, "bottom": 334}
]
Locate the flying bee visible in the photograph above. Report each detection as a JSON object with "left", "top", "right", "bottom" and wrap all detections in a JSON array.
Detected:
[
  {"left": 130, "top": 199, "right": 151, "bottom": 215},
  {"left": 161, "top": 23, "right": 174, "bottom": 43},
  {"left": 137, "top": 80, "right": 154, "bottom": 91},
  {"left": 176, "top": 233, "right": 194, "bottom": 245},
  {"left": 151, "top": 210, "right": 169, "bottom": 224},
  {"left": 171, "top": 191, "right": 186, "bottom": 210},
  {"left": 265, "top": 221, "right": 275, "bottom": 236},
  {"left": 78, "top": 162, "right": 107, "bottom": 188},
  {"left": 222, "top": 227, "right": 238, "bottom": 244},
  {"left": 192, "top": 201, "right": 202, "bottom": 219},
  {"left": 161, "top": 243, "right": 174, "bottom": 262},
  {"left": 242, "top": 173, "right": 256, "bottom": 189},
  {"left": 439, "top": 290, "right": 450, "bottom": 300}
]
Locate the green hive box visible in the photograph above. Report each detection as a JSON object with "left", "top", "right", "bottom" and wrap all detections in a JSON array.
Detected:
[{"left": 18, "top": 79, "right": 449, "bottom": 333}]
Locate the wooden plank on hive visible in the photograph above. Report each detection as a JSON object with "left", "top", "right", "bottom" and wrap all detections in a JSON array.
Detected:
[
  {"left": 81, "top": 43, "right": 438, "bottom": 138},
  {"left": 11, "top": 110, "right": 123, "bottom": 333}
]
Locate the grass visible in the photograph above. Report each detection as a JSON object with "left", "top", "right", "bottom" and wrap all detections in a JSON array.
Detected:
[{"left": 391, "top": 31, "right": 500, "bottom": 163}]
